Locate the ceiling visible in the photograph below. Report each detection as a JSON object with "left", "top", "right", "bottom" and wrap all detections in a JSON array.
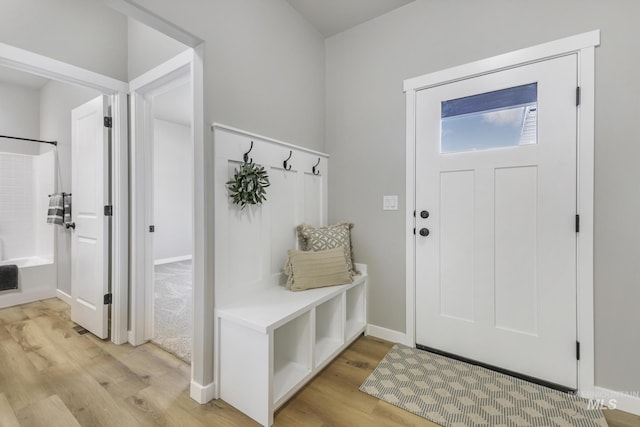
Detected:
[
  {"left": 0, "top": 65, "right": 49, "bottom": 89},
  {"left": 285, "top": 0, "right": 415, "bottom": 37}
]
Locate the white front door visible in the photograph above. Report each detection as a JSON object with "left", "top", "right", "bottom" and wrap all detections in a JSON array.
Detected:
[
  {"left": 415, "top": 55, "right": 578, "bottom": 388},
  {"left": 71, "top": 95, "right": 110, "bottom": 339}
]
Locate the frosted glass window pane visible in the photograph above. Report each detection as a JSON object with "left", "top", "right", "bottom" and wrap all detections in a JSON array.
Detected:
[{"left": 441, "top": 83, "right": 537, "bottom": 154}]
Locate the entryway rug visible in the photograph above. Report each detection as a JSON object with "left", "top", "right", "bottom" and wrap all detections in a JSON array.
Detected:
[{"left": 360, "top": 344, "right": 607, "bottom": 427}]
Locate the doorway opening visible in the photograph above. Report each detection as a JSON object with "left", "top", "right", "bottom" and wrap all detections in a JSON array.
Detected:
[{"left": 149, "top": 80, "right": 194, "bottom": 362}]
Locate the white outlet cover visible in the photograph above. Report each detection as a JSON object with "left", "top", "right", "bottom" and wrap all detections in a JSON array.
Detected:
[{"left": 383, "top": 195, "right": 398, "bottom": 211}]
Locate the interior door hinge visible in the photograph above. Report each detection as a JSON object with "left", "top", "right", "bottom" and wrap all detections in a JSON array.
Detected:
[
  {"left": 576, "top": 341, "right": 581, "bottom": 361},
  {"left": 575, "top": 214, "right": 580, "bottom": 233},
  {"left": 413, "top": 227, "right": 416, "bottom": 235},
  {"left": 104, "top": 116, "right": 112, "bottom": 128},
  {"left": 103, "top": 293, "right": 113, "bottom": 305},
  {"left": 576, "top": 87, "right": 581, "bottom": 106},
  {"left": 104, "top": 205, "right": 113, "bottom": 216}
]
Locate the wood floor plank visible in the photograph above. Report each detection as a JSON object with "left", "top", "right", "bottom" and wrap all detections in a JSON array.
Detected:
[
  {"left": 0, "top": 337, "right": 52, "bottom": 412},
  {"left": 41, "top": 361, "right": 140, "bottom": 427},
  {"left": 16, "top": 394, "right": 82, "bottom": 427},
  {"left": 0, "top": 306, "right": 28, "bottom": 325},
  {"left": 20, "top": 300, "right": 53, "bottom": 319},
  {"left": 6, "top": 318, "right": 69, "bottom": 371},
  {"left": 604, "top": 409, "right": 640, "bottom": 427},
  {"left": 0, "top": 392, "right": 21, "bottom": 427},
  {"left": 0, "top": 299, "right": 635, "bottom": 427},
  {"left": 0, "top": 323, "right": 10, "bottom": 341}
]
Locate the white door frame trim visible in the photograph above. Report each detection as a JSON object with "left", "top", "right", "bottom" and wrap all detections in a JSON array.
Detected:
[
  {"left": 404, "top": 30, "right": 600, "bottom": 396},
  {"left": 0, "top": 41, "right": 130, "bottom": 345},
  {"left": 129, "top": 47, "right": 211, "bottom": 403},
  {"left": 129, "top": 49, "right": 193, "bottom": 346}
]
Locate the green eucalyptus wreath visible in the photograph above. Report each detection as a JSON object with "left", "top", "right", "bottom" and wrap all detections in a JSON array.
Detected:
[{"left": 226, "top": 162, "right": 270, "bottom": 209}]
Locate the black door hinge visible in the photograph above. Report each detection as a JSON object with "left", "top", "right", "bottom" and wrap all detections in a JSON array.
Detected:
[
  {"left": 104, "top": 293, "right": 113, "bottom": 305},
  {"left": 104, "top": 116, "right": 112, "bottom": 128},
  {"left": 576, "top": 341, "right": 581, "bottom": 361},
  {"left": 104, "top": 205, "right": 113, "bottom": 216},
  {"left": 413, "top": 227, "right": 416, "bottom": 235},
  {"left": 149, "top": 225, "right": 155, "bottom": 233},
  {"left": 575, "top": 214, "right": 580, "bottom": 233},
  {"left": 576, "top": 87, "right": 581, "bottom": 107}
]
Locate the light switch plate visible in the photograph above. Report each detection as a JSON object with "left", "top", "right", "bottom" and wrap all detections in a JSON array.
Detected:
[{"left": 383, "top": 195, "right": 398, "bottom": 211}]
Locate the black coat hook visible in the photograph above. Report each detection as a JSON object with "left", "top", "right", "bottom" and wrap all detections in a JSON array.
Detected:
[
  {"left": 243, "top": 141, "right": 254, "bottom": 164},
  {"left": 283, "top": 151, "right": 292, "bottom": 170},
  {"left": 312, "top": 158, "right": 321, "bottom": 176}
]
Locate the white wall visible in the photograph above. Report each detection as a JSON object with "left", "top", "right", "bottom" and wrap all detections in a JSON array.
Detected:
[
  {"left": 325, "top": 0, "right": 640, "bottom": 395},
  {"left": 0, "top": 82, "right": 41, "bottom": 155},
  {"left": 128, "top": 18, "right": 189, "bottom": 81},
  {"left": 0, "top": 0, "right": 128, "bottom": 81},
  {"left": 153, "top": 119, "right": 192, "bottom": 262},
  {"left": 128, "top": 0, "right": 326, "bottom": 152},
  {"left": 39, "top": 80, "right": 102, "bottom": 295}
]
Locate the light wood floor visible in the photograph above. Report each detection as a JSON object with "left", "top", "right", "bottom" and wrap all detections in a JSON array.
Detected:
[{"left": 0, "top": 299, "right": 636, "bottom": 426}]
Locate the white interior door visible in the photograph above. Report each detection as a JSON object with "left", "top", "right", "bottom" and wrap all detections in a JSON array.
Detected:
[
  {"left": 71, "top": 95, "right": 110, "bottom": 339},
  {"left": 415, "top": 55, "right": 578, "bottom": 388}
]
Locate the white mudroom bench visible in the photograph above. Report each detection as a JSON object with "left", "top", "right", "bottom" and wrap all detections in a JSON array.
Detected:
[{"left": 214, "top": 264, "right": 367, "bottom": 427}]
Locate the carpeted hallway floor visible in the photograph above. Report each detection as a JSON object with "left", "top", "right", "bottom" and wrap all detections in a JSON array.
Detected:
[{"left": 152, "top": 260, "right": 192, "bottom": 363}]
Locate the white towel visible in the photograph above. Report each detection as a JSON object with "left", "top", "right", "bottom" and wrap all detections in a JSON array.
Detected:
[{"left": 47, "top": 194, "right": 64, "bottom": 225}]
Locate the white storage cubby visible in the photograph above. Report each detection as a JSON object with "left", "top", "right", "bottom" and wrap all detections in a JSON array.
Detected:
[
  {"left": 314, "top": 294, "right": 343, "bottom": 368},
  {"left": 273, "top": 311, "right": 312, "bottom": 403},
  {"left": 215, "top": 270, "right": 367, "bottom": 427},
  {"left": 346, "top": 282, "right": 366, "bottom": 340}
]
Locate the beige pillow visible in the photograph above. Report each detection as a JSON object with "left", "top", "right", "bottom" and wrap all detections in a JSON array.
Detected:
[
  {"left": 284, "top": 247, "right": 353, "bottom": 292},
  {"left": 296, "top": 222, "right": 358, "bottom": 275}
]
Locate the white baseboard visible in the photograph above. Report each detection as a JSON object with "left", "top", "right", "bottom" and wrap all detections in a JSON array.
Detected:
[
  {"left": 56, "top": 289, "right": 72, "bottom": 305},
  {"left": 366, "top": 324, "right": 407, "bottom": 344},
  {"left": 154, "top": 255, "right": 192, "bottom": 266},
  {"left": 583, "top": 387, "right": 640, "bottom": 415},
  {"left": 0, "top": 288, "right": 57, "bottom": 309},
  {"left": 190, "top": 380, "right": 216, "bottom": 404}
]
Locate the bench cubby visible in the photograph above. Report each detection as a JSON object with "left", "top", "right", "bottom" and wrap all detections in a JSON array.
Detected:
[{"left": 215, "top": 267, "right": 367, "bottom": 427}]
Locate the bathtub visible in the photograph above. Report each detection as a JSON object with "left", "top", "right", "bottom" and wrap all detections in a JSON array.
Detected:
[{"left": 0, "top": 256, "right": 57, "bottom": 308}]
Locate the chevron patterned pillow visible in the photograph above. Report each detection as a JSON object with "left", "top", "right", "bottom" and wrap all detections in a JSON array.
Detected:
[{"left": 296, "top": 222, "right": 358, "bottom": 275}]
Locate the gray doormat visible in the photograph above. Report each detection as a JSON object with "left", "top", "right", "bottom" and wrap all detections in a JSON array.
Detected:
[{"left": 360, "top": 344, "right": 607, "bottom": 427}]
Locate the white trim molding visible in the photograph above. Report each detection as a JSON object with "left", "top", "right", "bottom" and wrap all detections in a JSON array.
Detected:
[
  {"left": 190, "top": 380, "right": 216, "bottom": 405},
  {"left": 0, "top": 42, "right": 128, "bottom": 94},
  {"left": 56, "top": 289, "right": 73, "bottom": 306},
  {"left": 404, "top": 30, "right": 600, "bottom": 396},
  {"left": 212, "top": 123, "right": 330, "bottom": 159},
  {"left": 366, "top": 324, "right": 407, "bottom": 344}
]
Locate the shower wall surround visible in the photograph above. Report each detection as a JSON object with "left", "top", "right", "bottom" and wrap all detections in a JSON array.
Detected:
[{"left": 0, "top": 150, "right": 55, "bottom": 262}]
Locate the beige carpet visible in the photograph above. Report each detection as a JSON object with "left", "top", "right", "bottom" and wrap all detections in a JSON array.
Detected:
[
  {"left": 360, "top": 344, "right": 608, "bottom": 427},
  {"left": 152, "top": 260, "right": 192, "bottom": 363}
]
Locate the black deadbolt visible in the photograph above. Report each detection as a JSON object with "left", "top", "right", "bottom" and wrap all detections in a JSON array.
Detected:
[
  {"left": 419, "top": 228, "right": 429, "bottom": 237},
  {"left": 420, "top": 210, "right": 429, "bottom": 219}
]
